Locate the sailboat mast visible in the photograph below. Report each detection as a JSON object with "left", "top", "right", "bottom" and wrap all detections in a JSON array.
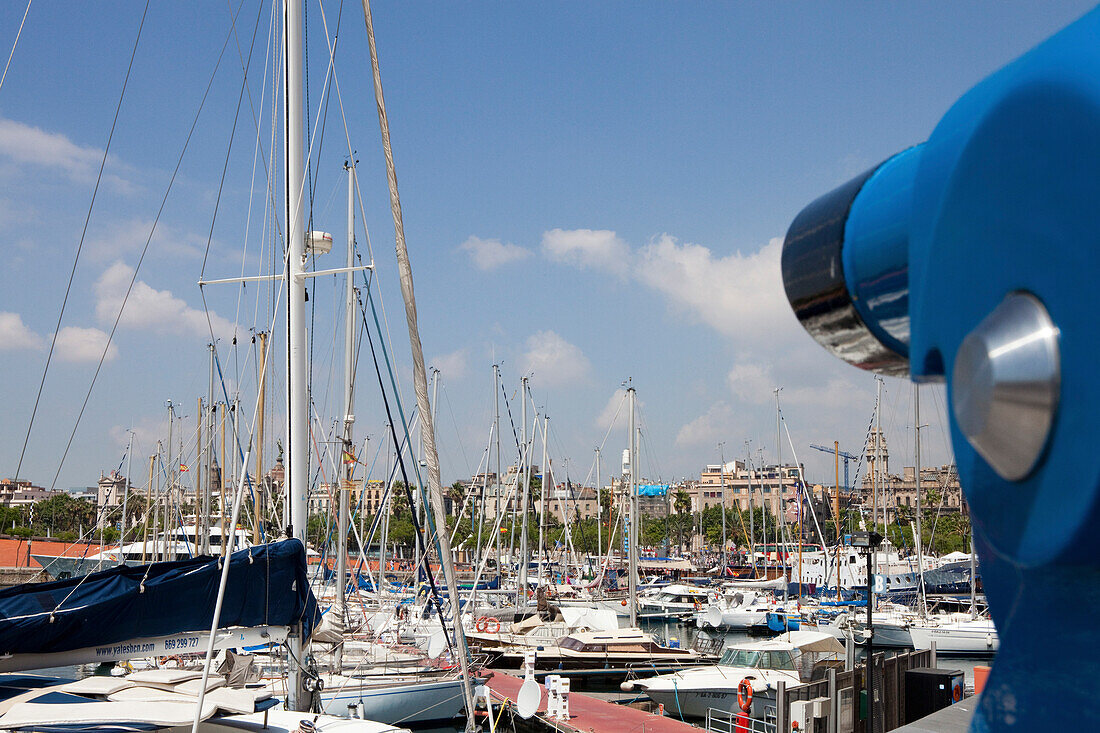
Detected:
[
  {"left": 283, "top": 0, "right": 308, "bottom": 711},
  {"left": 595, "top": 447, "right": 601, "bottom": 562},
  {"left": 359, "top": 0, "right": 477, "bottom": 725},
  {"left": 494, "top": 363, "right": 502, "bottom": 571},
  {"left": 627, "top": 385, "right": 638, "bottom": 627},
  {"left": 873, "top": 376, "right": 883, "bottom": 613},
  {"left": 719, "top": 442, "right": 727, "bottom": 576},
  {"left": 774, "top": 387, "right": 786, "bottom": 593},
  {"left": 913, "top": 383, "right": 927, "bottom": 617},
  {"left": 119, "top": 428, "right": 133, "bottom": 565},
  {"left": 745, "top": 443, "right": 756, "bottom": 574},
  {"left": 255, "top": 331, "right": 267, "bottom": 544},
  {"left": 206, "top": 343, "right": 215, "bottom": 555},
  {"left": 539, "top": 414, "right": 548, "bottom": 585},
  {"left": 335, "top": 160, "right": 357, "bottom": 675},
  {"left": 518, "top": 377, "right": 529, "bottom": 602}
]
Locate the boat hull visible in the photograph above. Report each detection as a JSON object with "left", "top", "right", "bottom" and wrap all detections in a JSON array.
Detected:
[
  {"left": 297, "top": 677, "right": 472, "bottom": 725},
  {"left": 909, "top": 622, "right": 998, "bottom": 655}
]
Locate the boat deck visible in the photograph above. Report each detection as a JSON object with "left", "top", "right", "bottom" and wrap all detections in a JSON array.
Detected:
[{"left": 483, "top": 669, "right": 699, "bottom": 733}]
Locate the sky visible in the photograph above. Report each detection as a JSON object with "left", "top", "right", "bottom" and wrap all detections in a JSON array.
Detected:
[{"left": 0, "top": 1, "right": 1094, "bottom": 494}]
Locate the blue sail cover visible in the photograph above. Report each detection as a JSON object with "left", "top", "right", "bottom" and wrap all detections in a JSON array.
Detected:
[{"left": 0, "top": 540, "right": 318, "bottom": 656}]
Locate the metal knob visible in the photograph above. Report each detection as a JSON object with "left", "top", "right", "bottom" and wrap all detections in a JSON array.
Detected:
[{"left": 952, "top": 292, "right": 1060, "bottom": 481}]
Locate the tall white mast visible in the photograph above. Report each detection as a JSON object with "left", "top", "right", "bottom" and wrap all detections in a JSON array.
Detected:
[
  {"left": 334, "top": 161, "right": 357, "bottom": 675},
  {"left": 283, "top": 0, "right": 308, "bottom": 711},
  {"left": 745, "top": 442, "right": 756, "bottom": 573},
  {"left": 119, "top": 428, "right": 134, "bottom": 565},
  {"left": 872, "top": 376, "right": 883, "bottom": 613},
  {"left": 719, "top": 442, "right": 727, "bottom": 575},
  {"left": 493, "top": 364, "right": 502, "bottom": 568},
  {"left": 627, "top": 385, "right": 638, "bottom": 627},
  {"left": 775, "top": 387, "right": 785, "bottom": 591},
  {"left": 539, "top": 414, "right": 548, "bottom": 584},
  {"left": 518, "top": 377, "right": 530, "bottom": 601},
  {"left": 913, "top": 383, "right": 927, "bottom": 618},
  {"left": 595, "top": 447, "right": 602, "bottom": 562}
]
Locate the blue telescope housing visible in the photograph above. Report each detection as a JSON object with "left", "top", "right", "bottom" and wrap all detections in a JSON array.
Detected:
[{"left": 782, "top": 8, "right": 1100, "bottom": 731}]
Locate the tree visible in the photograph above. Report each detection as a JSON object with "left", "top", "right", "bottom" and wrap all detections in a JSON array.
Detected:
[{"left": 32, "top": 494, "right": 96, "bottom": 537}]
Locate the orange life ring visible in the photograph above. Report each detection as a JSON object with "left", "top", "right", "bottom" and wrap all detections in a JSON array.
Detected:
[
  {"left": 475, "top": 616, "right": 489, "bottom": 632},
  {"left": 159, "top": 655, "right": 184, "bottom": 668},
  {"left": 737, "top": 678, "right": 753, "bottom": 712},
  {"left": 484, "top": 616, "right": 501, "bottom": 634}
]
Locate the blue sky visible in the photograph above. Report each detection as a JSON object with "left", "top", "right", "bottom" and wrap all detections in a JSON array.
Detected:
[{"left": 1, "top": 2, "right": 1093, "bottom": 492}]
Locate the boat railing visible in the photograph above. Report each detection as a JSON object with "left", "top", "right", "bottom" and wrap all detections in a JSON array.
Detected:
[
  {"left": 692, "top": 635, "right": 724, "bottom": 657},
  {"left": 705, "top": 706, "right": 777, "bottom": 733}
]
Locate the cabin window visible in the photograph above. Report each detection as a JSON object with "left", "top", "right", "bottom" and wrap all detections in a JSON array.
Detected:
[
  {"left": 761, "top": 651, "right": 796, "bottom": 671},
  {"left": 720, "top": 649, "right": 761, "bottom": 667}
]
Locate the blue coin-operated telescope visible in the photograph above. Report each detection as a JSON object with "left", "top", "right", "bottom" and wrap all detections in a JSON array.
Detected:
[{"left": 782, "top": 9, "right": 1100, "bottom": 731}]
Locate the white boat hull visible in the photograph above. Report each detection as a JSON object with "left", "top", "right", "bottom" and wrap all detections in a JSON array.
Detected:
[{"left": 909, "top": 620, "right": 998, "bottom": 654}]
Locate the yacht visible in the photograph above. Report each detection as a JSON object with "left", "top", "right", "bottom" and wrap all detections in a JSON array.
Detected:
[
  {"left": 32, "top": 522, "right": 255, "bottom": 579},
  {"left": 623, "top": 631, "right": 845, "bottom": 719},
  {"left": 908, "top": 614, "right": 998, "bottom": 655},
  {"left": 637, "top": 584, "right": 714, "bottom": 620},
  {"left": 481, "top": 627, "right": 712, "bottom": 671}
]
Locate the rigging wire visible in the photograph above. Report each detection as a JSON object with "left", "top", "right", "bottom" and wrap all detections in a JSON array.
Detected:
[
  {"left": 0, "top": 0, "right": 31, "bottom": 96},
  {"left": 14, "top": 0, "right": 150, "bottom": 487}
]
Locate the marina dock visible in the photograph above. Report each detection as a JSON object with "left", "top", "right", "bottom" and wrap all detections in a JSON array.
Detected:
[{"left": 484, "top": 669, "right": 699, "bottom": 733}]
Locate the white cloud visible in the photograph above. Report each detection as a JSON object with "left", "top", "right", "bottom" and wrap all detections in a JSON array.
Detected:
[
  {"left": 726, "top": 362, "right": 776, "bottom": 405},
  {"left": 88, "top": 219, "right": 205, "bottom": 261},
  {"left": 634, "top": 234, "right": 794, "bottom": 342},
  {"left": 520, "top": 330, "right": 591, "bottom": 386},
  {"left": 109, "top": 414, "right": 166, "bottom": 460},
  {"left": 431, "top": 348, "right": 469, "bottom": 381},
  {"left": 0, "top": 312, "right": 43, "bottom": 350},
  {"left": 539, "top": 229, "right": 797, "bottom": 343},
  {"left": 675, "top": 401, "right": 737, "bottom": 448},
  {"left": 0, "top": 115, "right": 132, "bottom": 191},
  {"left": 541, "top": 228, "right": 631, "bottom": 277},
  {"left": 55, "top": 326, "right": 118, "bottom": 363},
  {"left": 594, "top": 388, "right": 628, "bottom": 430},
  {"left": 458, "top": 236, "right": 530, "bottom": 270},
  {"left": 94, "top": 261, "right": 236, "bottom": 342}
]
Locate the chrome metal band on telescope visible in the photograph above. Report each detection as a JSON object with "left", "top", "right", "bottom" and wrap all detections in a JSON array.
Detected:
[{"left": 781, "top": 164, "right": 909, "bottom": 376}]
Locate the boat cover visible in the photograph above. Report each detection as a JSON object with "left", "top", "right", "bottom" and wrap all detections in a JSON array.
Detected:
[{"left": 0, "top": 540, "right": 318, "bottom": 656}]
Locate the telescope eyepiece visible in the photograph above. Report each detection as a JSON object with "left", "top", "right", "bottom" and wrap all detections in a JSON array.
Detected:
[{"left": 781, "top": 148, "right": 920, "bottom": 377}]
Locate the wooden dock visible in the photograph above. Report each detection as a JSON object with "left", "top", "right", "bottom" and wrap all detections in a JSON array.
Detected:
[{"left": 482, "top": 669, "right": 700, "bottom": 733}]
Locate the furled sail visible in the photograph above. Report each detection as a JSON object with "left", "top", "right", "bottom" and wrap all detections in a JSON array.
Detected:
[{"left": 0, "top": 540, "right": 318, "bottom": 663}]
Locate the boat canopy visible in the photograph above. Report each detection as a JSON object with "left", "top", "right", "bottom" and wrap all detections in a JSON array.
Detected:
[
  {"left": 0, "top": 540, "right": 318, "bottom": 658},
  {"left": 730, "top": 630, "right": 845, "bottom": 655}
]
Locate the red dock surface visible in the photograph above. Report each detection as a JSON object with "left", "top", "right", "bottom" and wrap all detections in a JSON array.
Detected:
[{"left": 483, "top": 669, "right": 700, "bottom": 733}]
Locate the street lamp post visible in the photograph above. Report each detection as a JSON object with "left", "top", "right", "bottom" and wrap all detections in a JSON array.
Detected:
[{"left": 852, "top": 530, "right": 883, "bottom": 733}]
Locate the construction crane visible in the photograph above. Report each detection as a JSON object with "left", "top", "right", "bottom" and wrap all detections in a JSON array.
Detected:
[{"left": 809, "top": 443, "right": 858, "bottom": 490}]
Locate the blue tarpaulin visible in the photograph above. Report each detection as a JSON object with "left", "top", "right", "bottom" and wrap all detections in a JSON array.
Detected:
[
  {"left": 637, "top": 484, "right": 669, "bottom": 496},
  {"left": 0, "top": 540, "right": 319, "bottom": 656}
]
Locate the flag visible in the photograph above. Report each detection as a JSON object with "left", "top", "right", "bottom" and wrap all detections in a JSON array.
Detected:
[
  {"left": 342, "top": 450, "right": 356, "bottom": 465},
  {"left": 179, "top": 463, "right": 188, "bottom": 472}
]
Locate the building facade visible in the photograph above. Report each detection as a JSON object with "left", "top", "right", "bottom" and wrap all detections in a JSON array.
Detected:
[{"left": 694, "top": 461, "right": 802, "bottom": 517}]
